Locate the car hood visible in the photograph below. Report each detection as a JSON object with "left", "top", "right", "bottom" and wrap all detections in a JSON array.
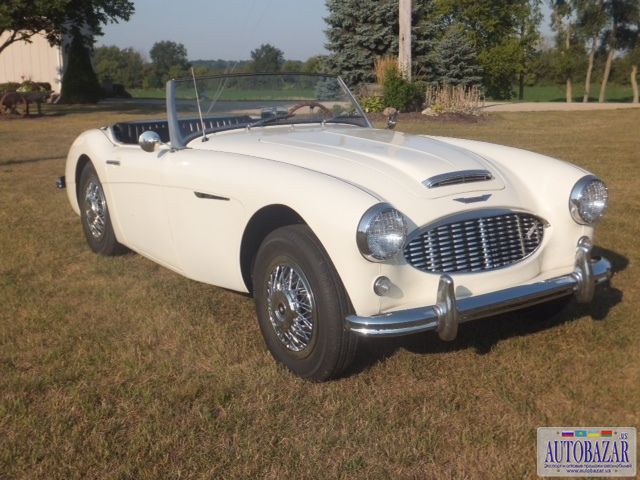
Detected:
[{"left": 197, "top": 125, "right": 506, "bottom": 200}]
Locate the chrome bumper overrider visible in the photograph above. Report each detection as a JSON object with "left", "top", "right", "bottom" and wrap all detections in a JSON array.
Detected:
[{"left": 346, "top": 237, "right": 612, "bottom": 340}]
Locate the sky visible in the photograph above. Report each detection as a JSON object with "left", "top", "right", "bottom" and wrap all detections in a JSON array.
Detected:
[
  {"left": 100, "top": 0, "right": 553, "bottom": 62},
  {"left": 99, "top": 0, "right": 330, "bottom": 61}
]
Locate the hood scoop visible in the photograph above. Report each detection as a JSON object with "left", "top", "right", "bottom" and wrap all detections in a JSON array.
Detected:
[{"left": 423, "top": 169, "right": 494, "bottom": 189}]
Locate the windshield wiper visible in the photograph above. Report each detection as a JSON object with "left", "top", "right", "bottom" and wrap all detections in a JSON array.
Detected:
[{"left": 247, "top": 113, "right": 294, "bottom": 129}]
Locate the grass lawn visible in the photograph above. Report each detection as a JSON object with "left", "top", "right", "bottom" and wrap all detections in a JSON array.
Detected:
[
  {"left": 1, "top": 107, "right": 638, "bottom": 479},
  {"left": 132, "top": 83, "right": 636, "bottom": 103},
  {"left": 129, "top": 87, "right": 316, "bottom": 101},
  {"left": 128, "top": 87, "right": 165, "bottom": 99},
  {"left": 512, "top": 83, "right": 634, "bottom": 103}
]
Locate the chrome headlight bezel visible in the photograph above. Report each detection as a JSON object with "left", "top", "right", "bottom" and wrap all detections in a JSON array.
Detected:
[
  {"left": 356, "top": 203, "right": 408, "bottom": 262},
  {"left": 569, "top": 175, "right": 609, "bottom": 225}
]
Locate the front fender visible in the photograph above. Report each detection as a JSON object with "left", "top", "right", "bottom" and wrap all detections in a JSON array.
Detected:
[
  {"left": 162, "top": 149, "right": 386, "bottom": 315},
  {"left": 65, "top": 128, "right": 116, "bottom": 215}
]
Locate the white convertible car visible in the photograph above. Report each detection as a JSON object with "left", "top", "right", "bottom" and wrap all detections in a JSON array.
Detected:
[{"left": 61, "top": 73, "right": 611, "bottom": 380}]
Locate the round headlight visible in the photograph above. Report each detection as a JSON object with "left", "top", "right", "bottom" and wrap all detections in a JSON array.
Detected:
[
  {"left": 357, "top": 204, "right": 407, "bottom": 261},
  {"left": 569, "top": 175, "right": 608, "bottom": 225}
]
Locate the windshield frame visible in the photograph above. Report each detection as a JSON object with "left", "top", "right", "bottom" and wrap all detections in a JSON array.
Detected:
[{"left": 166, "top": 73, "right": 371, "bottom": 148}]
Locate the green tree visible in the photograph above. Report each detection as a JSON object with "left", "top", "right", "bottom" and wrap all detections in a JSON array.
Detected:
[
  {"left": 550, "top": 0, "right": 582, "bottom": 101},
  {"left": 248, "top": 44, "right": 285, "bottom": 73},
  {"left": 94, "top": 45, "right": 145, "bottom": 88},
  {"left": 629, "top": 21, "right": 640, "bottom": 103},
  {"left": 0, "top": 0, "right": 134, "bottom": 56},
  {"left": 513, "top": 0, "right": 543, "bottom": 100},
  {"left": 597, "top": 0, "right": 639, "bottom": 102},
  {"left": 282, "top": 60, "right": 304, "bottom": 73},
  {"left": 324, "top": 0, "right": 440, "bottom": 86},
  {"left": 431, "top": 26, "right": 483, "bottom": 87},
  {"left": 576, "top": 0, "right": 608, "bottom": 101},
  {"left": 60, "top": 32, "right": 103, "bottom": 103},
  {"left": 630, "top": 44, "right": 640, "bottom": 103},
  {"left": 436, "top": 0, "right": 540, "bottom": 98},
  {"left": 149, "top": 40, "right": 190, "bottom": 86},
  {"left": 478, "top": 38, "right": 522, "bottom": 98},
  {"left": 303, "top": 55, "right": 329, "bottom": 73}
]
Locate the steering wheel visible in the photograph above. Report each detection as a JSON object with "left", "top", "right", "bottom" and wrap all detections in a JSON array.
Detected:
[{"left": 288, "top": 101, "right": 332, "bottom": 117}]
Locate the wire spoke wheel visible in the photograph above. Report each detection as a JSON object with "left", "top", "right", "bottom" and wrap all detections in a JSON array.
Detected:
[
  {"left": 254, "top": 225, "right": 357, "bottom": 381},
  {"left": 265, "top": 262, "right": 316, "bottom": 353},
  {"left": 78, "top": 162, "right": 125, "bottom": 256},
  {"left": 83, "top": 180, "right": 107, "bottom": 239}
]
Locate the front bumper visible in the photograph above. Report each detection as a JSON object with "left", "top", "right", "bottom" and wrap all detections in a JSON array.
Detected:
[{"left": 346, "top": 237, "right": 612, "bottom": 340}]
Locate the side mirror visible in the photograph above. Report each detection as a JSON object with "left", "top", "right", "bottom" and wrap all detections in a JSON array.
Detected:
[
  {"left": 383, "top": 107, "right": 398, "bottom": 130},
  {"left": 138, "top": 130, "right": 161, "bottom": 152}
]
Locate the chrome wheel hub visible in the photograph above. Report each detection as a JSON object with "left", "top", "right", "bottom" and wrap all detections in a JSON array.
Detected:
[
  {"left": 266, "top": 263, "right": 315, "bottom": 352},
  {"left": 84, "top": 181, "right": 106, "bottom": 239}
]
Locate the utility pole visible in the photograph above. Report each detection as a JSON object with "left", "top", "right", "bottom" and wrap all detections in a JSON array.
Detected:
[{"left": 398, "top": 0, "right": 412, "bottom": 81}]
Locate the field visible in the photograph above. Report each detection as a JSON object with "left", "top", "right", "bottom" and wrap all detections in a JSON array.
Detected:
[
  {"left": 1, "top": 107, "right": 639, "bottom": 479},
  {"left": 130, "top": 83, "right": 636, "bottom": 103},
  {"left": 515, "top": 83, "right": 634, "bottom": 103},
  {"left": 130, "top": 86, "right": 317, "bottom": 101}
]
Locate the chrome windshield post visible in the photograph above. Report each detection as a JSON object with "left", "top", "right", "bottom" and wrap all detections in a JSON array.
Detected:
[{"left": 166, "top": 79, "right": 184, "bottom": 149}]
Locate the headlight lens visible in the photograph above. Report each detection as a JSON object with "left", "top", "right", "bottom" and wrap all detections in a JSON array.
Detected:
[
  {"left": 357, "top": 204, "right": 408, "bottom": 261},
  {"left": 569, "top": 175, "right": 608, "bottom": 225}
]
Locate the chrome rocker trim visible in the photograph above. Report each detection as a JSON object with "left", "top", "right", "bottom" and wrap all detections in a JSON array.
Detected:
[{"left": 346, "top": 237, "right": 612, "bottom": 340}]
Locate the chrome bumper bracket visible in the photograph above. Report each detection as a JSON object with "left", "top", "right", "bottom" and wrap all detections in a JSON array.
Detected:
[
  {"left": 436, "top": 275, "right": 458, "bottom": 341},
  {"left": 346, "top": 237, "right": 612, "bottom": 339}
]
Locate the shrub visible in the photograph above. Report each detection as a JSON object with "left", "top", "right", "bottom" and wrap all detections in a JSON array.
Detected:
[
  {"left": 0, "top": 82, "right": 21, "bottom": 94},
  {"left": 424, "top": 84, "right": 484, "bottom": 116},
  {"left": 382, "top": 69, "right": 424, "bottom": 112},
  {"left": 359, "top": 96, "right": 385, "bottom": 113},
  {"left": 16, "top": 81, "right": 51, "bottom": 93}
]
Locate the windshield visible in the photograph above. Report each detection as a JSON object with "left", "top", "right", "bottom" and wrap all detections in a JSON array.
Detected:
[{"left": 168, "top": 73, "right": 370, "bottom": 145}]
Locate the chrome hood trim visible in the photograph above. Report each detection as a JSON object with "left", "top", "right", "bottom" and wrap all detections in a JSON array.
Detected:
[{"left": 423, "top": 169, "right": 493, "bottom": 189}]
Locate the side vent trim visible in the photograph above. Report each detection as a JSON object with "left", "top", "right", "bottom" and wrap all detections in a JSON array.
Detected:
[{"left": 194, "top": 192, "right": 230, "bottom": 201}]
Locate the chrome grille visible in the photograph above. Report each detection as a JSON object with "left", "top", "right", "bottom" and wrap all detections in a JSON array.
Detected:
[{"left": 404, "top": 212, "right": 545, "bottom": 274}]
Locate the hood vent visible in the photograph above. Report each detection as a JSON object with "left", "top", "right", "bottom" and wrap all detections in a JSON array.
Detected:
[{"left": 423, "top": 169, "right": 493, "bottom": 189}]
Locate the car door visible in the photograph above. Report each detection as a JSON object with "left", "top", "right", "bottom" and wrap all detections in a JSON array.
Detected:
[
  {"left": 105, "top": 145, "right": 180, "bottom": 270},
  {"left": 159, "top": 147, "right": 248, "bottom": 292}
]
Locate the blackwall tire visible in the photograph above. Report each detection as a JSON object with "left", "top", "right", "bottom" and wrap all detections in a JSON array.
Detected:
[
  {"left": 78, "top": 162, "right": 126, "bottom": 256},
  {"left": 253, "top": 225, "right": 357, "bottom": 381}
]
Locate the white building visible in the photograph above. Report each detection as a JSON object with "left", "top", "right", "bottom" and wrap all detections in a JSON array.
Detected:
[{"left": 0, "top": 31, "right": 67, "bottom": 92}]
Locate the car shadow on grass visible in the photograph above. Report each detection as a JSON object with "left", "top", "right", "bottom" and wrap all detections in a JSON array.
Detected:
[{"left": 347, "top": 246, "right": 627, "bottom": 376}]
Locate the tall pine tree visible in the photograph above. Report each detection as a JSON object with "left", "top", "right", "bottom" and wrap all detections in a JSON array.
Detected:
[
  {"left": 431, "top": 26, "right": 483, "bottom": 87},
  {"left": 60, "top": 32, "right": 103, "bottom": 103},
  {"left": 324, "top": 0, "right": 440, "bottom": 86}
]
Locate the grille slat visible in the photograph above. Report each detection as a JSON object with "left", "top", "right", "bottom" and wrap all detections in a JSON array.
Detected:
[{"left": 404, "top": 212, "right": 544, "bottom": 274}]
